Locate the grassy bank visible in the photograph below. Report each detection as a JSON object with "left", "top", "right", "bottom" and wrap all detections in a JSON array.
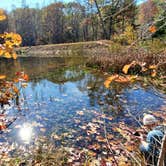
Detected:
[
  {"left": 16, "top": 40, "right": 166, "bottom": 75},
  {"left": 16, "top": 40, "right": 111, "bottom": 58}
]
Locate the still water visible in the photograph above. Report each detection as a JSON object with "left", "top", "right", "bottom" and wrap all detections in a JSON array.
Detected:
[{"left": 0, "top": 57, "right": 165, "bottom": 160}]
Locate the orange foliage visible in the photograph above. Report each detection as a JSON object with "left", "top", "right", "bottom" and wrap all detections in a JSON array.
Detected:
[
  {"left": 0, "top": 10, "right": 28, "bottom": 109},
  {"left": 149, "top": 25, "right": 157, "bottom": 33}
]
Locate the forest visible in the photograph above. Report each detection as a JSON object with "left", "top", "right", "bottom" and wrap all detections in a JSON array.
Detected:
[{"left": 0, "top": 0, "right": 165, "bottom": 46}]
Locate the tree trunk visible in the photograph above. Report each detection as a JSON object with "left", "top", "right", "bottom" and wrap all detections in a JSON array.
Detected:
[{"left": 93, "top": 0, "right": 108, "bottom": 39}]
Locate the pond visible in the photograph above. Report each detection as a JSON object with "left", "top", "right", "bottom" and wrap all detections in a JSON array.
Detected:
[{"left": 0, "top": 57, "right": 165, "bottom": 164}]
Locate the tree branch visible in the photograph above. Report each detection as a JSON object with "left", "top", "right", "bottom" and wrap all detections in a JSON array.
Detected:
[{"left": 157, "top": 134, "right": 166, "bottom": 166}]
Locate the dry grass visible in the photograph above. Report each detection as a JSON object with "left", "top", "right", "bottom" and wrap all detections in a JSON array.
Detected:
[{"left": 86, "top": 42, "right": 166, "bottom": 75}]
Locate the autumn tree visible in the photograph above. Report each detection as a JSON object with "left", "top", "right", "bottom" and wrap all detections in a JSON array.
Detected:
[
  {"left": 64, "top": 2, "right": 85, "bottom": 42},
  {"left": 0, "top": 9, "right": 28, "bottom": 111},
  {"left": 138, "top": 0, "right": 158, "bottom": 25}
]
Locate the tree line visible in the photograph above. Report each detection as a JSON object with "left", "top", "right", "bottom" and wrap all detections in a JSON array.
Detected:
[{"left": 0, "top": 0, "right": 165, "bottom": 46}]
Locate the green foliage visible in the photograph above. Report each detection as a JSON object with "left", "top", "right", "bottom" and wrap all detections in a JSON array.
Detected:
[
  {"left": 140, "top": 39, "right": 166, "bottom": 53},
  {"left": 113, "top": 24, "right": 137, "bottom": 45}
]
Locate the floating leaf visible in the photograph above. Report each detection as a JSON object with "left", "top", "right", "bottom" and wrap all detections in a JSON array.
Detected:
[
  {"left": 21, "top": 82, "right": 28, "bottom": 88},
  {"left": 122, "top": 61, "right": 136, "bottom": 74},
  {"left": 0, "top": 75, "right": 6, "bottom": 79},
  {"left": 104, "top": 75, "right": 118, "bottom": 88},
  {"left": 79, "top": 125, "right": 87, "bottom": 130},
  {"left": 13, "top": 86, "right": 19, "bottom": 94},
  {"left": 0, "top": 122, "right": 6, "bottom": 130},
  {"left": 151, "top": 69, "right": 157, "bottom": 77},
  {"left": 96, "top": 136, "right": 107, "bottom": 143},
  {"left": 88, "top": 143, "right": 100, "bottom": 150},
  {"left": 40, "top": 128, "right": 46, "bottom": 132},
  {"left": 149, "top": 65, "right": 157, "bottom": 69},
  {"left": 114, "top": 75, "right": 137, "bottom": 83},
  {"left": 76, "top": 111, "right": 84, "bottom": 115},
  {"left": 23, "top": 74, "right": 29, "bottom": 81},
  {"left": 122, "top": 64, "right": 131, "bottom": 74}
]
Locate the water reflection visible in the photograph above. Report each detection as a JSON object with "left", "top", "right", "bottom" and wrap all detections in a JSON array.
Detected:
[
  {"left": 19, "top": 123, "right": 33, "bottom": 144},
  {"left": 0, "top": 57, "right": 165, "bottom": 158}
]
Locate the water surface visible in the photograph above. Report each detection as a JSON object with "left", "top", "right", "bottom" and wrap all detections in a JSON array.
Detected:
[{"left": 0, "top": 57, "right": 165, "bottom": 160}]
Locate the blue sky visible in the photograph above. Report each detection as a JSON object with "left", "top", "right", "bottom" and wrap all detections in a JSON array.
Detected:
[
  {"left": 0, "top": 0, "right": 146, "bottom": 11},
  {"left": 0, "top": 0, "right": 58, "bottom": 11}
]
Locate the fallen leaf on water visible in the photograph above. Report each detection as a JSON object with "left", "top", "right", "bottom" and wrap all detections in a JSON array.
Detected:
[
  {"left": 0, "top": 75, "right": 6, "bottom": 80},
  {"left": 74, "top": 119, "right": 81, "bottom": 123},
  {"left": 40, "top": 128, "right": 46, "bottom": 132},
  {"left": 87, "top": 150, "right": 97, "bottom": 157},
  {"left": 149, "top": 65, "right": 157, "bottom": 69},
  {"left": 79, "top": 125, "right": 87, "bottom": 130},
  {"left": 104, "top": 75, "right": 118, "bottom": 88},
  {"left": 88, "top": 143, "right": 100, "bottom": 150},
  {"left": 21, "top": 82, "right": 28, "bottom": 88},
  {"left": 160, "top": 105, "right": 166, "bottom": 111},
  {"left": 76, "top": 111, "right": 84, "bottom": 116},
  {"left": 51, "top": 133, "right": 60, "bottom": 140},
  {"left": 107, "top": 134, "right": 114, "bottom": 140},
  {"left": 122, "top": 64, "right": 132, "bottom": 74},
  {"left": 14, "top": 125, "right": 21, "bottom": 129},
  {"left": 96, "top": 136, "right": 107, "bottom": 143},
  {"left": 122, "top": 61, "right": 137, "bottom": 74},
  {"left": 0, "top": 122, "right": 6, "bottom": 130},
  {"left": 0, "top": 114, "right": 5, "bottom": 118},
  {"left": 151, "top": 69, "right": 157, "bottom": 77}
]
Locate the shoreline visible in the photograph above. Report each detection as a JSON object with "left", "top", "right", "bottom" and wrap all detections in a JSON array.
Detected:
[{"left": 16, "top": 40, "right": 111, "bottom": 57}]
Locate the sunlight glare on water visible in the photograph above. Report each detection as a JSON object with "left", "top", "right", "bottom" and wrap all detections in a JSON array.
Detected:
[{"left": 19, "top": 123, "right": 33, "bottom": 144}]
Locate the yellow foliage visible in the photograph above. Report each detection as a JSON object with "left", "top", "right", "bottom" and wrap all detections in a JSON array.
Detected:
[
  {"left": 0, "top": 9, "right": 6, "bottom": 21},
  {"left": 0, "top": 33, "right": 22, "bottom": 59},
  {"left": 4, "top": 52, "right": 11, "bottom": 58},
  {"left": 0, "top": 11, "right": 22, "bottom": 59},
  {"left": 123, "top": 24, "right": 137, "bottom": 44},
  {"left": 113, "top": 24, "right": 137, "bottom": 45},
  {"left": 0, "top": 48, "right": 4, "bottom": 56},
  {"left": 4, "top": 32, "right": 22, "bottom": 46}
]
